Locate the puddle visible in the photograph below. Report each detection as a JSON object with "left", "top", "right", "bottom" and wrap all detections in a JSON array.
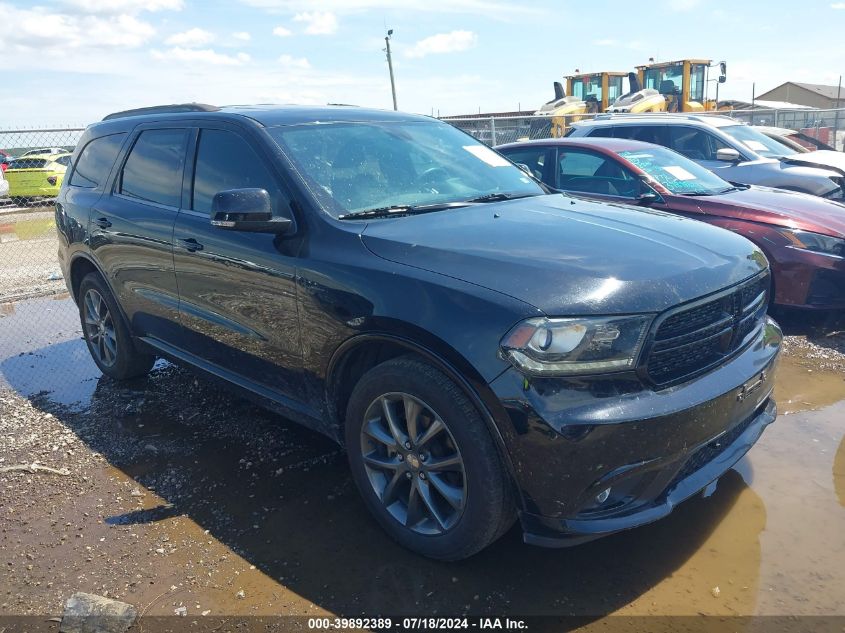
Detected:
[
  {"left": 774, "top": 352, "right": 845, "bottom": 415},
  {"left": 1, "top": 294, "right": 845, "bottom": 618}
]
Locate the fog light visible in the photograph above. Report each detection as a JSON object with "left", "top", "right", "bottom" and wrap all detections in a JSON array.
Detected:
[{"left": 595, "top": 487, "right": 611, "bottom": 504}]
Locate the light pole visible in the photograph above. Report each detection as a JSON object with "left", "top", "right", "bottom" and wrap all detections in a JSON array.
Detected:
[{"left": 384, "top": 28, "right": 397, "bottom": 111}]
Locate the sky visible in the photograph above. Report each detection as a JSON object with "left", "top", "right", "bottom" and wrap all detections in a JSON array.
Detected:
[{"left": 1, "top": 0, "right": 844, "bottom": 125}]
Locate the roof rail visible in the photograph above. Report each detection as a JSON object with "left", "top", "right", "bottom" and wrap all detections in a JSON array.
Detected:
[{"left": 103, "top": 103, "right": 220, "bottom": 121}]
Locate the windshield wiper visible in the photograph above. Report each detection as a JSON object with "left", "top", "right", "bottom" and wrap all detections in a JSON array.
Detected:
[
  {"left": 464, "top": 192, "right": 538, "bottom": 203},
  {"left": 338, "top": 201, "right": 473, "bottom": 220}
]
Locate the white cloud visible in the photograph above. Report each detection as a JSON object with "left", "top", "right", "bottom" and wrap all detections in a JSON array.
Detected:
[
  {"left": 151, "top": 47, "right": 251, "bottom": 66},
  {"left": 405, "top": 30, "right": 477, "bottom": 58},
  {"left": 293, "top": 11, "right": 338, "bottom": 35},
  {"left": 272, "top": 25, "right": 292, "bottom": 37},
  {"left": 278, "top": 54, "right": 310, "bottom": 68},
  {"left": 232, "top": 31, "right": 252, "bottom": 40},
  {"left": 0, "top": 4, "right": 156, "bottom": 50},
  {"left": 165, "top": 28, "right": 214, "bottom": 47},
  {"left": 62, "top": 0, "right": 183, "bottom": 13},
  {"left": 832, "top": 2, "right": 845, "bottom": 7},
  {"left": 237, "top": 0, "right": 543, "bottom": 16},
  {"left": 593, "top": 38, "right": 618, "bottom": 46}
]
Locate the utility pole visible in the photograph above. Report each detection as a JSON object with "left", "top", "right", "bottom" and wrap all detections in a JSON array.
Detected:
[{"left": 384, "top": 29, "right": 397, "bottom": 111}]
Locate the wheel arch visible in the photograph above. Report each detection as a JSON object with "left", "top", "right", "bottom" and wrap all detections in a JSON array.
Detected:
[{"left": 325, "top": 330, "right": 523, "bottom": 506}]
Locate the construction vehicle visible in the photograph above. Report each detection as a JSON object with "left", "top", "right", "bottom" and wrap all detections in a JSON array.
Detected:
[
  {"left": 631, "top": 59, "right": 725, "bottom": 112},
  {"left": 529, "top": 81, "right": 588, "bottom": 138},
  {"left": 564, "top": 71, "right": 629, "bottom": 113}
]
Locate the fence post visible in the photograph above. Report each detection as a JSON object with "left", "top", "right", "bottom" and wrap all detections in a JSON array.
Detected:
[{"left": 489, "top": 116, "right": 496, "bottom": 147}]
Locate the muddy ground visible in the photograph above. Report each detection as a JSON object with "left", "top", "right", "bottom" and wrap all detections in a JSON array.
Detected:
[{"left": 1, "top": 295, "right": 844, "bottom": 630}]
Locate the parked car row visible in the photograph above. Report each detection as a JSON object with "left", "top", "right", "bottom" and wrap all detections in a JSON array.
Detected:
[
  {"left": 57, "top": 104, "right": 781, "bottom": 561},
  {"left": 499, "top": 113, "right": 845, "bottom": 311}
]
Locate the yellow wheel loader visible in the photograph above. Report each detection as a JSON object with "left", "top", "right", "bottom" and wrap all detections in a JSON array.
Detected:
[
  {"left": 529, "top": 81, "right": 588, "bottom": 138},
  {"left": 626, "top": 59, "right": 722, "bottom": 113},
  {"left": 565, "top": 72, "right": 628, "bottom": 113}
]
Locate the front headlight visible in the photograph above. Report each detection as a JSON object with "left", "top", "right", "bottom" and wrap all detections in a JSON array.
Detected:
[
  {"left": 778, "top": 228, "right": 845, "bottom": 258},
  {"left": 500, "top": 315, "right": 653, "bottom": 376}
]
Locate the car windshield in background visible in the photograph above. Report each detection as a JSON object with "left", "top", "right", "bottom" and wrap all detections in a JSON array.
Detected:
[
  {"left": 619, "top": 146, "right": 733, "bottom": 196},
  {"left": 721, "top": 124, "right": 795, "bottom": 159},
  {"left": 268, "top": 120, "right": 543, "bottom": 218}
]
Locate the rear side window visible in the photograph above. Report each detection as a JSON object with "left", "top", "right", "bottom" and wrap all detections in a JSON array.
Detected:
[
  {"left": 191, "top": 129, "right": 282, "bottom": 214},
  {"left": 611, "top": 125, "right": 668, "bottom": 146},
  {"left": 587, "top": 127, "right": 616, "bottom": 139},
  {"left": 54, "top": 155, "right": 72, "bottom": 167},
  {"left": 120, "top": 129, "right": 188, "bottom": 208},
  {"left": 70, "top": 133, "right": 126, "bottom": 188},
  {"left": 558, "top": 148, "right": 638, "bottom": 197}
]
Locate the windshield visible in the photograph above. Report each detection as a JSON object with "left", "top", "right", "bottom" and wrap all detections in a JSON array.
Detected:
[
  {"left": 720, "top": 124, "right": 796, "bottom": 159},
  {"left": 268, "top": 120, "right": 543, "bottom": 218},
  {"left": 619, "top": 146, "right": 733, "bottom": 195}
]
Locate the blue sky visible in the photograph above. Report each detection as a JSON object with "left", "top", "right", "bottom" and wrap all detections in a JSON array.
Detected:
[{"left": 1, "top": 0, "right": 844, "bottom": 125}]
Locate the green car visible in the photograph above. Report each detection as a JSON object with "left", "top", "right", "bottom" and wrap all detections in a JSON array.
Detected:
[{"left": 6, "top": 152, "right": 71, "bottom": 201}]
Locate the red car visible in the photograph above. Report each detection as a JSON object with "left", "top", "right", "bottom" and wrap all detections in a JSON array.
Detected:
[
  {"left": 498, "top": 137, "right": 845, "bottom": 310},
  {"left": 0, "top": 151, "right": 10, "bottom": 172}
]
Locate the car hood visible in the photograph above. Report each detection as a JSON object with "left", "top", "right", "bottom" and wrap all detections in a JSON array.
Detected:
[
  {"left": 781, "top": 150, "right": 845, "bottom": 176},
  {"left": 689, "top": 186, "right": 845, "bottom": 237},
  {"left": 360, "top": 194, "right": 766, "bottom": 315}
]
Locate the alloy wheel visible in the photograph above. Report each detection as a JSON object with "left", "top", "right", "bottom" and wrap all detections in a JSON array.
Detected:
[
  {"left": 359, "top": 392, "right": 467, "bottom": 535},
  {"left": 83, "top": 289, "right": 118, "bottom": 367}
]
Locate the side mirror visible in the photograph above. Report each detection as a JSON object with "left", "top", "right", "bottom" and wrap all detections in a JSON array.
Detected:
[
  {"left": 716, "top": 148, "right": 741, "bottom": 162},
  {"left": 636, "top": 176, "right": 661, "bottom": 205},
  {"left": 210, "top": 188, "right": 292, "bottom": 234}
]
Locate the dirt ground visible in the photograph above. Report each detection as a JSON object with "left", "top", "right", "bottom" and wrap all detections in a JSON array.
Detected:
[{"left": 1, "top": 294, "right": 844, "bottom": 630}]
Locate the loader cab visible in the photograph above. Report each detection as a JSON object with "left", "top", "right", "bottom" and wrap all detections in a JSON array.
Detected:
[
  {"left": 566, "top": 72, "right": 627, "bottom": 113},
  {"left": 637, "top": 59, "right": 715, "bottom": 112}
]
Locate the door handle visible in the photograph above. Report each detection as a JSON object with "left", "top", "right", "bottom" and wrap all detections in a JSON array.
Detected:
[
  {"left": 177, "top": 237, "right": 204, "bottom": 252},
  {"left": 94, "top": 217, "right": 112, "bottom": 229}
]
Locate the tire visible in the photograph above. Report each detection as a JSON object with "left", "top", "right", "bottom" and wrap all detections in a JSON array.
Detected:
[
  {"left": 345, "top": 356, "right": 516, "bottom": 560},
  {"left": 78, "top": 272, "right": 155, "bottom": 380}
]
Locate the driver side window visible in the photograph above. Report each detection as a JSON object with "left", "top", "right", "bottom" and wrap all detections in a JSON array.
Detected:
[
  {"left": 557, "top": 148, "right": 638, "bottom": 198},
  {"left": 192, "top": 129, "right": 286, "bottom": 215},
  {"left": 668, "top": 127, "right": 731, "bottom": 161}
]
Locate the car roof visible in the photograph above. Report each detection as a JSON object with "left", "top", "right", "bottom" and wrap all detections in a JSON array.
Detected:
[
  {"left": 497, "top": 137, "right": 666, "bottom": 153},
  {"left": 95, "top": 104, "right": 432, "bottom": 129},
  {"left": 573, "top": 113, "right": 742, "bottom": 129}
]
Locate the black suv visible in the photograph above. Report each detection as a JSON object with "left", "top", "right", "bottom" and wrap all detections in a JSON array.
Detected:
[{"left": 56, "top": 104, "right": 781, "bottom": 560}]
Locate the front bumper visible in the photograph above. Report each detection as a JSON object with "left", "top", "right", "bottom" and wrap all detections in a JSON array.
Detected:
[
  {"left": 772, "top": 248, "right": 845, "bottom": 309},
  {"left": 488, "top": 317, "right": 782, "bottom": 546}
]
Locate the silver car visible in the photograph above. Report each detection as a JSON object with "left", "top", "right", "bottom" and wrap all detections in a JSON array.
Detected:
[{"left": 567, "top": 114, "right": 844, "bottom": 199}]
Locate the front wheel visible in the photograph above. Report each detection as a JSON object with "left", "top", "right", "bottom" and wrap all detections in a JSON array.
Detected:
[
  {"left": 345, "top": 356, "right": 515, "bottom": 560},
  {"left": 78, "top": 272, "right": 155, "bottom": 380}
]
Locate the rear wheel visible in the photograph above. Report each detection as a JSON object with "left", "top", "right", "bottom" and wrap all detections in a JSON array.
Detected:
[
  {"left": 345, "top": 356, "right": 515, "bottom": 560},
  {"left": 78, "top": 273, "right": 155, "bottom": 380}
]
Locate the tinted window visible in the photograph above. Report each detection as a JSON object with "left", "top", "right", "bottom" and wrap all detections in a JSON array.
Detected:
[
  {"left": 613, "top": 125, "right": 668, "bottom": 145},
  {"left": 120, "top": 129, "right": 188, "bottom": 207},
  {"left": 587, "top": 127, "right": 616, "bottom": 138},
  {"left": 192, "top": 129, "right": 282, "bottom": 214},
  {"left": 500, "top": 147, "right": 548, "bottom": 181},
  {"left": 70, "top": 133, "right": 126, "bottom": 188},
  {"left": 558, "top": 148, "right": 638, "bottom": 197},
  {"left": 667, "top": 127, "right": 730, "bottom": 161},
  {"left": 53, "top": 155, "right": 72, "bottom": 167}
]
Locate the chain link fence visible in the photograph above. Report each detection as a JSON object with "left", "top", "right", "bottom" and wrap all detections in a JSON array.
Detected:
[{"left": 444, "top": 108, "right": 845, "bottom": 151}]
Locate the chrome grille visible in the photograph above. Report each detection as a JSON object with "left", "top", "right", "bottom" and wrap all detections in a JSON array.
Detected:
[{"left": 646, "top": 273, "right": 769, "bottom": 386}]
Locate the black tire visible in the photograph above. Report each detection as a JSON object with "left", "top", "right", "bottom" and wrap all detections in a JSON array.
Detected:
[
  {"left": 78, "top": 272, "right": 155, "bottom": 380},
  {"left": 345, "top": 356, "right": 516, "bottom": 560}
]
